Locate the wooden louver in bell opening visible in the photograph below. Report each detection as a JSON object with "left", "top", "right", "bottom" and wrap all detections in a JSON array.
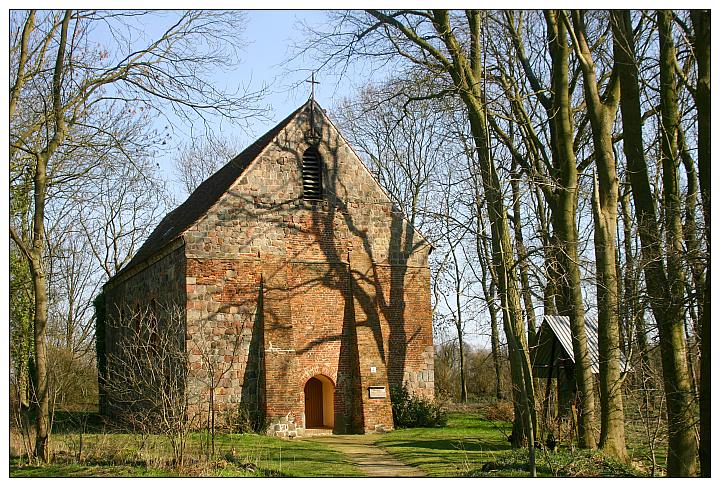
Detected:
[{"left": 302, "top": 147, "right": 323, "bottom": 200}]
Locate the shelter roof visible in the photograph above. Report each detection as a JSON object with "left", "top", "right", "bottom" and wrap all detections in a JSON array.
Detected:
[{"left": 532, "top": 315, "right": 632, "bottom": 377}]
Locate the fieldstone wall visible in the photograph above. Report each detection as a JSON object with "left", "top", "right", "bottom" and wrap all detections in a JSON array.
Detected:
[
  {"left": 184, "top": 257, "right": 264, "bottom": 425},
  {"left": 102, "top": 243, "right": 187, "bottom": 420}
]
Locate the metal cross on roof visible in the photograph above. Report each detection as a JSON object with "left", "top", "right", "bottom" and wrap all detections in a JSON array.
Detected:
[
  {"left": 306, "top": 72, "right": 320, "bottom": 102},
  {"left": 305, "top": 72, "right": 321, "bottom": 144}
]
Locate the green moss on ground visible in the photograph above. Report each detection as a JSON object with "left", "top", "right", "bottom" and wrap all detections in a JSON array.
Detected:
[{"left": 469, "top": 448, "right": 645, "bottom": 477}]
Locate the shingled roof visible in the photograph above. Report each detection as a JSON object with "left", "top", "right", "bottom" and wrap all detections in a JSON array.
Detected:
[{"left": 108, "top": 101, "right": 310, "bottom": 283}]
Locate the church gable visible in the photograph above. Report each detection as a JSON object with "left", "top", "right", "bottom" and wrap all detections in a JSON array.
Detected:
[
  {"left": 183, "top": 101, "right": 430, "bottom": 267},
  {"left": 108, "top": 105, "right": 305, "bottom": 283}
]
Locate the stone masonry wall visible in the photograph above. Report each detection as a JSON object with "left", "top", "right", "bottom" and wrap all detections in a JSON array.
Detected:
[
  {"left": 182, "top": 105, "right": 433, "bottom": 434},
  {"left": 184, "top": 257, "right": 264, "bottom": 425},
  {"left": 103, "top": 243, "right": 187, "bottom": 419}
]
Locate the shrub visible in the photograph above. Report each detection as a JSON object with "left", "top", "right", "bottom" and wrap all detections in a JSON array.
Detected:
[
  {"left": 390, "top": 385, "right": 447, "bottom": 428},
  {"left": 481, "top": 399, "right": 515, "bottom": 423}
]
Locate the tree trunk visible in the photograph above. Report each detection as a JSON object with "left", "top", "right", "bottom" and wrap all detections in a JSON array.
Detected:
[
  {"left": 450, "top": 242, "right": 468, "bottom": 403},
  {"left": 544, "top": 10, "right": 596, "bottom": 449},
  {"left": 569, "top": 10, "right": 626, "bottom": 460},
  {"left": 619, "top": 180, "right": 648, "bottom": 371},
  {"left": 510, "top": 156, "right": 537, "bottom": 348},
  {"left": 614, "top": 10, "right": 697, "bottom": 476},
  {"left": 510, "top": 152, "right": 543, "bottom": 430},
  {"left": 678, "top": 129, "right": 705, "bottom": 331},
  {"left": 690, "top": 10, "right": 710, "bottom": 478},
  {"left": 465, "top": 99, "right": 534, "bottom": 445},
  {"left": 590, "top": 168, "right": 627, "bottom": 460},
  {"left": 456, "top": 321, "right": 468, "bottom": 403},
  {"left": 476, "top": 209, "right": 503, "bottom": 400},
  {"left": 488, "top": 285, "right": 503, "bottom": 401},
  {"left": 677, "top": 125, "right": 702, "bottom": 401},
  {"left": 31, "top": 251, "right": 49, "bottom": 463},
  {"left": 532, "top": 188, "right": 559, "bottom": 317},
  {"left": 27, "top": 10, "right": 72, "bottom": 462},
  {"left": 422, "top": 9, "right": 535, "bottom": 445},
  {"left": 656, "top": 11, "right": 699, "bottom": 476}
]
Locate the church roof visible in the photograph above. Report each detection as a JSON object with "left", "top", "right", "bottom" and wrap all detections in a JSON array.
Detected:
[{"left": 109, "top": 101, "right": 308, "bottom": 283}]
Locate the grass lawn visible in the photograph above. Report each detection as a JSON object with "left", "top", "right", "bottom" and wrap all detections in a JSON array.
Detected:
[
  {"left": 10, "top": 462, "right": 174, "bottom": 478},
  {"left": 10, "top": 431, "right": 364, "bottom": 478},
  {"left": 374, "top": 411, "right": 513, "bottom": 476},
  {"left": 209, "top": 433, "right": 365, "bottom": 477},
  {"left": 9, "top": 408, "right": 662, "bottom": 477},
  {"left": 374, "top": 411, "right": 646, "bottom": 477}
]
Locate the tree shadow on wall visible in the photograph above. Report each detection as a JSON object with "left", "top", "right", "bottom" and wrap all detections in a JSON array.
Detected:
[
  {"left": 308, "top": 110, "right": 428, "bottom": 390},
  {"left": 240, "top": 284, "right": 265, "bottom": 431},
  {"left": 217, "top": 105, "right": 429, "bottom": 432}
]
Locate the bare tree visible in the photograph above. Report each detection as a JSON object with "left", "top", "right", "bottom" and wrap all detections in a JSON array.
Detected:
[
  {"left": 475, "top": 199, "right": 504, "bottom": 401},
  {"left": 105, "top": 303, "right": 196, "bottom": 467},
  {"left": 655, "top": 11, "right": 698, "bottom": 475},
  {"left": 501, "top": 10, "right": 597, "bottom": 449},
  {"left": 688, "top": 9, "right": 711, "bottom": 478},
  {"left": 45, "top": 231, "right": 99, "bottom": 357},
  {"left": 174, "top": 136, "right": 242, "bottom": 197},
  {"left": 9, "top": 10, "right": 266, "bottom": 461},
  {"left": 300, "top": 10, "right": 536, "bottom": 457},
  {"left": 613, "top": 10, "right": 698, "bottom": 476},
  {"left": 566, "top": 10, "right": 626, "bottom": 459},
  {"left": 190, "top": 317, "right": 247, "bottom": 459},
  {"left": 78, "top": 157, "right": 170, "bottom": 279},
  {"left": 435, "top": 194, "right": 472, "bottom": 403}
]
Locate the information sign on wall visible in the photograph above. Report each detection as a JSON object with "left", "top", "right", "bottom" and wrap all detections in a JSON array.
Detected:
[{"left": 368, "top": 387, "right": 387, "bottom": 399}]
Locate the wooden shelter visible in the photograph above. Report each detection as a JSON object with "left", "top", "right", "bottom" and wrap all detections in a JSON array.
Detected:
[
  {"left": 532, "top": 315, "right": 632, "bottom": 419},
  {"left": 532, "top": 315, "right": 632, "bottom": 378}
]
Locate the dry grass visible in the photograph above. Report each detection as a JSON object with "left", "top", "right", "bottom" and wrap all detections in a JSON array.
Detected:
[{"left": 10, "top": 423, "right": 365, "bottom": 477}]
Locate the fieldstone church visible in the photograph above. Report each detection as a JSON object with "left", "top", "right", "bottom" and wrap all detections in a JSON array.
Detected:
[{"left": 100, "top": 99, "right": 434, "bottom": 436}]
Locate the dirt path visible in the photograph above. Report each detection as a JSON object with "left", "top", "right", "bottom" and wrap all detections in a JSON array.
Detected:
[{"left": 307, "top": 434, "right": 426, "bottom": 477}]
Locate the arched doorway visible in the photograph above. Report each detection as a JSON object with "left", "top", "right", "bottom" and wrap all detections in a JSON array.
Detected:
[{"left": 304, "top": 375, "right": 335, "bottom": 428}]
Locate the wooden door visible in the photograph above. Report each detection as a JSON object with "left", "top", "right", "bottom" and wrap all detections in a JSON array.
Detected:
[{"left": 304, "top": 377, "right": 323, "bottom": 427}]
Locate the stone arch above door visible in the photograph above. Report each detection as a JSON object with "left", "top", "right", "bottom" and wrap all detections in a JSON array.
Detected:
[{"left": 298, "top": 365, "right": 337, "bottom": 388}]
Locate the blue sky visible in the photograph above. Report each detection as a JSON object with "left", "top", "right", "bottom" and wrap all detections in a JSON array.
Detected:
[
  {"left": 232, "top": 10, "right": 378, "bottom": 127},
  {"left": 135, "top": 9, "right": 374, "bottom": 197},
  {"left": 242, "top": 10, "right": 353, "bottom": 112}
]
